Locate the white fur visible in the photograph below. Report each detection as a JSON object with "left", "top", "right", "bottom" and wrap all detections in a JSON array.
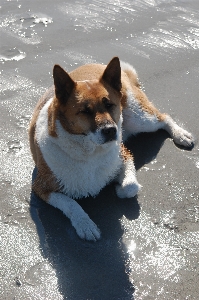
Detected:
[
  {"left": 120, "top": 61, "right": 138, "bottom": 77},
  {"left": 36, "top": 98, "right": 123, "bottom": 199},
  {"left": 122, "top": 90, "right": 164, "bottom": 140}
]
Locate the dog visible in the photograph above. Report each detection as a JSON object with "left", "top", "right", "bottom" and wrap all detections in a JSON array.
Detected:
[{"left": 29, "top": 57, "right": 194, "bottom": 241}]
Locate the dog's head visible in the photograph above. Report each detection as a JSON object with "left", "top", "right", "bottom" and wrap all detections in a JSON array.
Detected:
[{"left": 52, "top": 57, "right": 123, "bottom": 146}]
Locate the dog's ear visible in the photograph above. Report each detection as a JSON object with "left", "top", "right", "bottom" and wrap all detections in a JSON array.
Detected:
[
  {"left": 53, "top": 65, "right": 75, "bottom": 104},
  {"left": 101, "top": 57, "right": 121, "bottom": 92}
]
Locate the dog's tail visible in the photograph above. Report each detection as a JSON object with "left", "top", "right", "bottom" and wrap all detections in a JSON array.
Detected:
[{"left": 120, "top": 61, "right": 140, "bottom": 87}]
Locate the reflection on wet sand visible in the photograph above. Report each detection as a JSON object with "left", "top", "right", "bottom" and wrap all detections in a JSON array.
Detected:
[{"left": 0, "top": 0, "right": 199, "bottom": 299}]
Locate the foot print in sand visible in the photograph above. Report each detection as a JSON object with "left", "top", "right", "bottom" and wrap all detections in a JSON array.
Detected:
[
  {"left": 0, "top": 13, "right": 53, "bottom": 44},
  {"left": 7, "top": 140, "right": 23, "bottom": 154},
  {"left": 16, "top": 115, "right": 31, "bottom": 128},
  {"left": 0, "top": 46, "right": 26, "bottom": 62}
]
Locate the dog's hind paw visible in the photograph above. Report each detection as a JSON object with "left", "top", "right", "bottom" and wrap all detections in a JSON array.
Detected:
[
  {"left": 172, "top": 127, "right": 194, "bottom": 148},
  {"left": 164, "top": 117, "right": 194, "bottom": 148},
  {"left": 115, "top": 182, "right": 141, "bottom": 198},
  {"left": 71, "top": 215, "right": 101, "bottom": 241}
]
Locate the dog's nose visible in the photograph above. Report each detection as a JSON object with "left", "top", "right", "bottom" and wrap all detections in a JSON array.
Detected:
[{"left": 101, "top": 126, "right": 117, "bottom": 142}]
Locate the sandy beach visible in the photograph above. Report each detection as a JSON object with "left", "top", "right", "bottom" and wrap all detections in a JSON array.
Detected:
[{"left": 0, "top": 0, "right": 199, "bottom": 299}]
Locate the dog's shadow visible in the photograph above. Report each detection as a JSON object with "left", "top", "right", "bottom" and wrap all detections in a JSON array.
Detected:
[{"left": 30, "top": 130, "right": 170, "bottom": 299}]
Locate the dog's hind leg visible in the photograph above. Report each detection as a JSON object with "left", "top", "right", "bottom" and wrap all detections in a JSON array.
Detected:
[
  {"left": 121, "top": 61, "right": 194, "bottom": 147},
  {"left": 122, "top": 87, "right": 194, "bottom": 148}
]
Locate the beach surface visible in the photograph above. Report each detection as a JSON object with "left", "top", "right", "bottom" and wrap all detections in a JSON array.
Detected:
[{"left": 0, "top": 0, "right": 199, "bottom": 299}]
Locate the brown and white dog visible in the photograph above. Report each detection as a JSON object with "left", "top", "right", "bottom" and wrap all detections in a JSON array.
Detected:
[{"left": 29, "top": 57, "right": 194, "bottom": 241}]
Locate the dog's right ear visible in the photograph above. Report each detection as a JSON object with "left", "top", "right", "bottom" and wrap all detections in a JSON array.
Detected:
[
  {"left": 101, "top": 57, "right": 121, "bottom": 92},
  {"left": 53, "top": 65, "right": 75, "bottom": 104}
]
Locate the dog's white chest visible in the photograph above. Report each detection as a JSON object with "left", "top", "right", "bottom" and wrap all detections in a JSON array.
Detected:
[{"left": 49, "top": 146, "right": 121, "bottom": 198}]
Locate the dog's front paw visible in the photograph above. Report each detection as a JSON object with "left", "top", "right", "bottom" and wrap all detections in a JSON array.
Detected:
[
  {"left": 71, "top": 215, "right": 101, "bottom": 241},
  {"left": 172, "top": 127, "right": 194, "bottom": 148},
  {"left": 116, "top": 182, "right": 141, "bottom": 198}
]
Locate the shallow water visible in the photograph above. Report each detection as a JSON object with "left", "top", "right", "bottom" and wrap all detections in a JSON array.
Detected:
[{"left": 0, "top": 0, "right": 199, "bottom": 299}]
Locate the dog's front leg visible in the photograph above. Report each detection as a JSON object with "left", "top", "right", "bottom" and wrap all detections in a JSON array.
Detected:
[
  {"left": 48, "top": 192, "right": 101, "bottom": 241},
  {"left": 116, "top": 145, "right": 141, "bottom": 198}
]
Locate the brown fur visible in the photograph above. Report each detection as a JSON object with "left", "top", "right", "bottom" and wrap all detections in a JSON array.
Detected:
[
  {"left": 69, "top": 63, "right": 165, "bottom": 121},
  {"left": 120, "top": 143, "right": 134, "bottom": 162},
  {"left": 32, "top": 144, "right": 60, "bottom": 201},
  {"left": 120, "top": 69, "right": 166, "bottom": 121},
  {"left": 132, "top": 86, "right": 166, "bottom": 121}
]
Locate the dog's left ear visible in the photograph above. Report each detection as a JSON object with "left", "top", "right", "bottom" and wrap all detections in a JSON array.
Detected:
[{"left": 101, "top": 57, "right": 121, "bottom": 92}]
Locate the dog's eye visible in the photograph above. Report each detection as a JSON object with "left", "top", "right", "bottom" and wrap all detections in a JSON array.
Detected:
[
  {"left": 105, "top": 102, "right": 114, "bottom": 109},
  {"left": 102, "top": 97, "right": 115, "bottom": 109},
  {"left": 80, "top": 106, "right": 93, "bottom": 115}
]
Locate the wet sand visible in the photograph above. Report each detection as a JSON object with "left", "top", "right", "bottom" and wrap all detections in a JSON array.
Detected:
[{"left": 0, "top": 0, "right": 199, "bottom": 299}]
